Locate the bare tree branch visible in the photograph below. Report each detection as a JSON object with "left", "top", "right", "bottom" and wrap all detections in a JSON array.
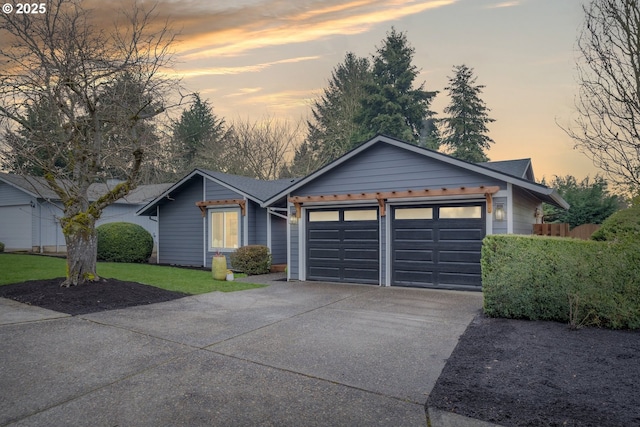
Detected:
[
  {"left": 0, "top": 0, "right": 180, "bottom": 286},
  {"left": 561, "top": 0, "right": 640, "bottom": 196}
]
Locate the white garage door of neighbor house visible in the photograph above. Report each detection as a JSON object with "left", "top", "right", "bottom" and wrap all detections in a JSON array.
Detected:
[{"left": 0, "top": 205, "right": 32, "bottom": 251}]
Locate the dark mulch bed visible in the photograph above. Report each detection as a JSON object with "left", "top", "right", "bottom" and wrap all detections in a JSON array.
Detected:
[
  {"left": 427, "top": 314, "right": 640, "bottom": 427},
  {"left": 0, "top": 278, "right": 188, "bottom": 315}
]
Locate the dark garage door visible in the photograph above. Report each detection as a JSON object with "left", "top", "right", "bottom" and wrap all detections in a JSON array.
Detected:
[
  {"left": 306, "top": 207, "right": 379, "bottom": 284},
  {"left": 392, "top": 203, "right": 485, "bottom": 290}
]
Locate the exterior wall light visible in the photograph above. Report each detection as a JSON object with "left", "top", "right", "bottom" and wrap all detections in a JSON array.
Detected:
[
  {"left": 494, "top": 203, "right": 505, "bottom": 221},
  {"left": 289, "top": 215, "right": 298, "bottom": 225}
]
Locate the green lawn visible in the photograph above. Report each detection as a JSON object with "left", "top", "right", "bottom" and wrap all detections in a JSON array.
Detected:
[{"left": 0, "top": 254, "right": 266, "bottom": 294}]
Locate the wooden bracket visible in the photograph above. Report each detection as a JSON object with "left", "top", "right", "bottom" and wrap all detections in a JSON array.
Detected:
[
  {"left": 485, "top": 193, "right": 493, "bottom": 214},
  {"left": 196, "top": 199, "right": 246, "bottom": 217},
  {"left": 376, "top": 197, "right": 386, "bottom": 217},
  {"left": 293, "top": 202, "right": 302, "bottom": 219}
]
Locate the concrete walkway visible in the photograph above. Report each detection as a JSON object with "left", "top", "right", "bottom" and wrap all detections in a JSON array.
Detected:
[{"left": 0, "top": 275, "right": 483, "bottom": 426}]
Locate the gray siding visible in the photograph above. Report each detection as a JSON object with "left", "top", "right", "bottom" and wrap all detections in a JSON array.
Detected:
[
  {"left": 295, "top": 143, "right": 505, "bottom": 196},
  {"left": 158, "top": 177, "right": 204, "bottom": 266},
  {"left": 36, "top": 201, "right": 65, "bottom": 251},
  {"left": 289, "top": 205, "right": 299, "bottom": 279},
  {"left": 0, "top": 181, "right": 32, "bottom": 205},
  {"left": 270, "top": 215, "right": 287, "bottom": 264},
  {"left": 492, "top": 196, "right": 508, "bottom": 235},
  {"left": 248, "top": 200, "right": 260, "bottom": 245},
  {"left": 512, "top": 187, "right": 540, "bottom": 235},
  {"left": 205, "top": 178, "right": 240, "bottom": 200},
  {"left": 0, "top": 181, "right": 34, "bottom": 250}
]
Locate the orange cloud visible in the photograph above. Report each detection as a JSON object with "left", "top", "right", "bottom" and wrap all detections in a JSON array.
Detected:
[
  {"left": 174, "top": 56, "right": 321, "bottom": 78},
  {"left": 165, "top": 0, "right": 458, "bottom": 59},
  {"left": 485, "top": 1, "right": 521, "bottom": 8}
]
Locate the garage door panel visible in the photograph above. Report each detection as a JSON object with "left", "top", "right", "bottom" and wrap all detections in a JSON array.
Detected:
[
  {"left": 439, "top": 250, "right": 481, "bottom": 263},
  {"left": 394, "top": 270, "right": 434, "bottom": 286},
  {"left": 391, "top": 203, "right": 485, "bottom": 290},
  {"left": 344, "top": 267, "right": 379, "bottom": 281},
  {"left": 344, "top": 228, "right": 378, "bottom": 240},
  {"left": 439, "top": 229, "right": 484, "bottom": 243},
  {"left": 307, "top": 208, "right": 379, "bottom": 284},
  {"left": 394, "top": 249, "right": 433, "bottom": 262},
  {"left": 394, "top": 228, "right": 433, "bottom": 241},
  {"left": 439, "top": 272, "right": 482, "bottom": 287},
  {"left": 308, "top": 267, "right": 341, "bottom": 280},
  {"left": 308, "top": 229, "right": 340, "bottom": 241},
  {"left": 344, "top": 248, "right": 378, "bottom": 260}
]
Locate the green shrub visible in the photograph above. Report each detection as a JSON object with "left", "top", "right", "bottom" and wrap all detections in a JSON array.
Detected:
[
  {"left": 230, "top": 245, "right": 272, "bottom": 275},
  {"left": 482, "top": 234, "right": 640, "bottom": 329},
  {"left": 0, "top": 241, "right": 4, "bottom": 253},
  {"left": 96, "top": 222, "right": 153, "bottom": 263},
  {"left": 591, "top": 204, "right": 640, "bottom": 242}
]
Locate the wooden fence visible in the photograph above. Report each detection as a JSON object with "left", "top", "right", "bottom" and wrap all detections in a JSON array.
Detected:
[{"left": 532, "top": 223, "right": 601, "bottom": 240}]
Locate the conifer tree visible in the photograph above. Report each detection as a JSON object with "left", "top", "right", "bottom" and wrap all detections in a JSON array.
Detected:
[
  {"left": 441, "top": 64, "right": 494, "bottom": 162},
  {"left": 356, "top": 28, "right": 437, "bottom": 144},
  {"left": 306, "top": 52, "right": 371, "bottom": 166}
]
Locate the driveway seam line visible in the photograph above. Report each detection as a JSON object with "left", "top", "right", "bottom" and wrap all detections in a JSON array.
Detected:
[{"left": 203, "top": 347, "right": 425, "bottom": 406}]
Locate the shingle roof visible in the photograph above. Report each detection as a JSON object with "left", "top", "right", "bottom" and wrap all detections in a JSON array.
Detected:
[
  {"left": 479, "top": 159, "right": 533, "bottom": 181},
  {"left": 199, "top": 169, "right": 301, "bottom": 203},
  {"left": 0, "top": 172, "right": 173, "bottom": 205}
]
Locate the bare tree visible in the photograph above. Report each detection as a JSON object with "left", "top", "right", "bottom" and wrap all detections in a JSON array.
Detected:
[
  {"left": 221, "top": 116, "right": 303, "bottom": 180},
  {"left": 563, "top": 0, "right": 640, "bottom": 195},
  {"left": 0, "top": 0, "right": 178, "bottom": 286}
]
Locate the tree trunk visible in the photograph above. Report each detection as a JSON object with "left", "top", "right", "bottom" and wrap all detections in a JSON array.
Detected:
[{"left": 61, "top": 214, "right": 99, "bottom": 287}]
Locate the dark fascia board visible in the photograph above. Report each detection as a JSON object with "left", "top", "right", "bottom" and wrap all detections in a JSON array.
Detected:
[
  {"left": 262, "top": 134, "right": 570, "bottom": 210},
  {"left": 136, "top": 169, "right": 264, "bottom": 216}
]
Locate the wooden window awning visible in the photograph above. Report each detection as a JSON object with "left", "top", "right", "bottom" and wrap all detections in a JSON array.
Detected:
[
  {"left": 196, "top": 199, "right": 246, "bottom": 217},
  {"left": 288, "top": 186, "right": 501, "bottom": 217}
]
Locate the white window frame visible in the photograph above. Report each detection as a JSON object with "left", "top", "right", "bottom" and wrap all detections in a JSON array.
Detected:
[{"left": 208, "top": 208, "right": 241, "bottom": 252}]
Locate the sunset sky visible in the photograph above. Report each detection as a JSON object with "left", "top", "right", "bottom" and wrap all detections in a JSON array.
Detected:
[{"left": 135, "top": 0, "right": 595, "bottom": 181}]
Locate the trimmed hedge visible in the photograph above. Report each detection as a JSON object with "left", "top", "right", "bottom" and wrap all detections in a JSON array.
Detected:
[
  {"left": 96, "top": 222, "right": 153, "bottom": 263},
  {"left": 591, "top": 204, "right": 640, "bottom": 242},
  {"left": 482, "top": 234, "right": 640, "bottom": 329},
  {"left": 230, "top": 245, "right": 272, "bottom": 275},
  {"left": 0, "top": 241, "right": 4, "bottom": 253}
]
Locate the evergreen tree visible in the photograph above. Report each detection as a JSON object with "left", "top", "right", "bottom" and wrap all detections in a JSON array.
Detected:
[
  {"left": 170, "top": 93, "right": 226, "bottom": 175},
  {"left": 542, "top": 175, "right": 622, "bottom": 228},
  {"left": 356, "top": 28, "right": 437, "bottom": 144},
  {"left": 305, "top": 52, "right": 372, "bottom": 166},
  {"left": 441, "top": 64, "right": 494, "bottom": 162}
]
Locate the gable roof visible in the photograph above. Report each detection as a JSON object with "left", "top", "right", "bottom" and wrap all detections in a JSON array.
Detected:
[
  {"left": 263, "top": 134, "right": 569, "bottom": 209},
  {"left": 479, "top": 159, "right": 535, "bottom": 181},
  {"left": 136, "top": 169, "right": 301, "bottom": 216},
  {"left": 0, "top": 172, "right": 173, "bottom": 205},
  {"left": 199, "top": 170, "right": 300, "bottom": 203}
]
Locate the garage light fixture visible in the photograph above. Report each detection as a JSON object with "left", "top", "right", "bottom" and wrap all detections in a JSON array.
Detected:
[
  {"left": 289, "top": 215, "right": 298, "bottom": 225},
  {"left": 494, "top": 204, "right": 505, "bottom": 221}
]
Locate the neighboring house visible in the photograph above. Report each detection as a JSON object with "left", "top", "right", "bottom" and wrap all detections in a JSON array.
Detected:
[
  {"left": 0, "top": 173, "right": 172, "bottom": 253},
  {"left": 136, "top": 169, "right": 300, "bottom": 268},
  {"left": 264, "top": 135, "right": 569, "bottom": 291},
  {"left": 137, "top": 135, "right": 568, "bottom": 291}
]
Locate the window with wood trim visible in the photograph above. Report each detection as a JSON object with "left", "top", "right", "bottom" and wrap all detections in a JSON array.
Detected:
[{"left": 209, "top": 209, "right": 240, "bottom": 250}]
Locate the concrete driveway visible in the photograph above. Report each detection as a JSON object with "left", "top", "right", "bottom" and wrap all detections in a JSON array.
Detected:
[{"left": 0, "top": 275, "right": 482, "bottom": 426}]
